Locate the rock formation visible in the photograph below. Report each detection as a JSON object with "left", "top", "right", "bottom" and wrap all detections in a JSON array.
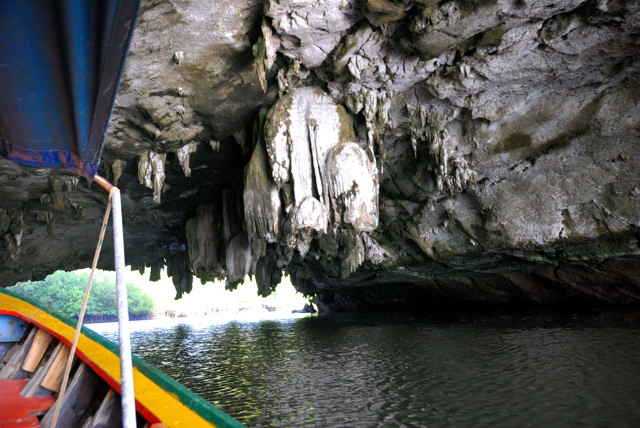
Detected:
[{"left": 1, "top": 0, "right": 639, "bottom": 310}]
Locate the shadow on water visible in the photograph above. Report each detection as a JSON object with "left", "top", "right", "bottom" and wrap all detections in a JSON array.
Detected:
[{"left": 99, "top": 308, "right": 640, "bottom": 427}]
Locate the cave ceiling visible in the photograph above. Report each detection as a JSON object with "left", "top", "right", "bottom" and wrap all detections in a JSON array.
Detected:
[{"left": 1, "top": 0, "right": 639, "bottom": 310}]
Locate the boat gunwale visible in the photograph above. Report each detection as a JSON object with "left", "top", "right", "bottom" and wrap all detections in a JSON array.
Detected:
[{"left": 0, "top": 288, "right": 244, "bottom": 428}]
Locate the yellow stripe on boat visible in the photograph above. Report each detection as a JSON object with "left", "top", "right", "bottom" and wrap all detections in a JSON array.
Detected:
[{"left": 0, "top": 290, "right": 244, "bottom": 428}]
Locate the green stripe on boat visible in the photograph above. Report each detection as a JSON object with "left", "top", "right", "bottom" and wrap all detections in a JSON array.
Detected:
[{"left": 0, "top": 289, "right": 245, "bottom": 428}]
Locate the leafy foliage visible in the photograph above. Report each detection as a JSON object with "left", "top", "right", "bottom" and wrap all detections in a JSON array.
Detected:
[{"left": 9, "top": 270, "right": 154, "bottom": 320}]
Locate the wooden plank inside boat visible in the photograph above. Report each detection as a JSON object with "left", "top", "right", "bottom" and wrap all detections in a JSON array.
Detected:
[
  {"left": 0, "top": 327, "right": 36, "bottom": 379},
  {"left": 40, "top": 362, "right": 104, "bottom": 428},
  {"left": 21, "top": 329, "right": 54, "bottom": 373},
  {"left": 88, "top": 389, "right": 122, "bottom": 428},
  {"left": 0, "top": 341, "right": 21, "bottom": 369},
  {"left": 40, "top": 344, "right": 70, "bottom": 392},
  {"left": 21, "top": 342, "right": 64, "bottom": 397}
]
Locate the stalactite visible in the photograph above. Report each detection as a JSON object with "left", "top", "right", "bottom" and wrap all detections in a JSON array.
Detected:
[
  {"left": 407, "top": 103, "right": 476, "bottom": 194},
  {"left": 185, "top": 203, "right": 224, "bottom": 281},
  {"left": 48, "top": 177, "right": 65, "bottom": 211},
  {"left": 137, "top": 151, "right": 167, "bottom": 203},
  {"left": 326, "top": 142, "right": 379, "bottom": 232},
  {"left": 111, "top": 159, "right": 127, "bottom": 186},
  {"left": 244, "top": 85, "right": 382, "bottom": 283},
  {"left": 225, "top": 232, "right": 252, "bottom": 286},
  {"left": 167, "top": 253, "right": 193, "bottom": 299},
  {"left": 175, "top": 142, "right": 199, "bottom": 177},
  {"left": 244, "top": 138, "right": 281, "bottom": 243}
]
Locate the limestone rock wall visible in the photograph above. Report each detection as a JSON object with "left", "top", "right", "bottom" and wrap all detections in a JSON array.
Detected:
[
  {"left": 241, "top": 0, "right": 640, "bottom": 308},
  {"left": 1, "top": 0, "right": 640, "bottom": 309}
]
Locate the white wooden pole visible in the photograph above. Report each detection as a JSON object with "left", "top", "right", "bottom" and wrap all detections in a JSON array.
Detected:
[{"left": 111, "top": 187, "right": 137, "bottom": 428}]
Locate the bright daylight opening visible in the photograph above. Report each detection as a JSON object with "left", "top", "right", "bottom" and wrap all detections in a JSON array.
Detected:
[{"left": 8, "top": 268, "right": 313, "bottom": 324}]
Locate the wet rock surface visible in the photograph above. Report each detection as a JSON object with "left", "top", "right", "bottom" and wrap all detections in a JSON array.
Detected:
[{"left": 1, "top": 0, "right": 639, "bottom": 310}]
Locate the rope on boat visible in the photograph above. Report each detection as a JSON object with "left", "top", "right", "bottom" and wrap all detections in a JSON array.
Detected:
[{"left": 50, "top": 186, "right": 114, "bottom": 427}]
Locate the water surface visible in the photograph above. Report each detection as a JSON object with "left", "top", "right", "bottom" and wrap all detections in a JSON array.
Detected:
[{"left": 92, "top": 309, "right": 640, "bottom": 427}]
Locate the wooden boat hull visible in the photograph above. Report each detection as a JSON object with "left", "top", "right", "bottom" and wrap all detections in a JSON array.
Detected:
[{"left": 0, "top": 289, "right": 244, "bottom": 427}]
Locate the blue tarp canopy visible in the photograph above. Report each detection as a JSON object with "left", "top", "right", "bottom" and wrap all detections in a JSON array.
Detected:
[{"left": 0, "top": 1, "right": 140, "bottom": 179}]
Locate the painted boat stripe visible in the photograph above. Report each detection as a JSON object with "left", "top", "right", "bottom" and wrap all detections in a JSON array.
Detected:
[{"left": 0, "top": 290, "right": 244, "bottom": 428}]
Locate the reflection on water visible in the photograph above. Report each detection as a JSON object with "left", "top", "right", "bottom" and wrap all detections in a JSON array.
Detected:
[{"left": 94, "top": 310, "right": 640, "bottom": 427}]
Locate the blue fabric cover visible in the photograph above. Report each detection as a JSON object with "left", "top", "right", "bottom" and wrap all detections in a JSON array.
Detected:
[{"left": 0, "top": 0, "right": 140, "bottom": 178}]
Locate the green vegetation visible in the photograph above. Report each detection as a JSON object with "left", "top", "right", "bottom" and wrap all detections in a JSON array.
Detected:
[
  {"left": 8, "top": 268, "right": 311, "bottom": 322},
  {"left": 9, "top": 270, "right": 154, "bottom": 321}
]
